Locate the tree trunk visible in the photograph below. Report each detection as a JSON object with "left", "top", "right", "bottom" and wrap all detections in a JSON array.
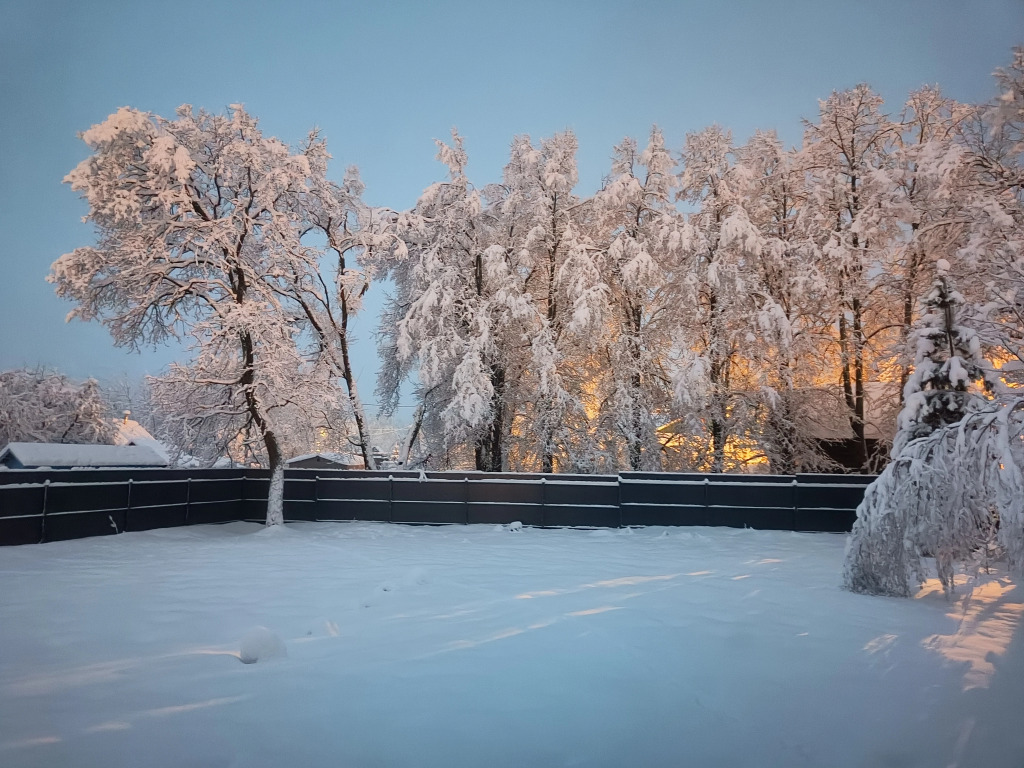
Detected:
[
  {"left": 397, "top": 404, "right": 425, "bottom": 467},
  {"left": 710, "top": 417, "right": 725, "bottom": 473},
  {"left": 475, "top": 365, "right": 506, "bottom": 472},
  {"left": 235, "top": 325, "right": 287, "bottom": 526},
  {"left": 265, "top": 456, "right": 285, "bottom": 527}
]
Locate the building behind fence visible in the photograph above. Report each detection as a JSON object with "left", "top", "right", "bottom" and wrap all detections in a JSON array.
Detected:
[{"left": 0, "top": 468, "right": 874, "bottom": 546}]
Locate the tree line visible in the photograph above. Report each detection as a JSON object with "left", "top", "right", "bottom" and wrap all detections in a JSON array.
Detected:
[{"left": 37, "top": 51, "right": 1024, "bottom": 524}]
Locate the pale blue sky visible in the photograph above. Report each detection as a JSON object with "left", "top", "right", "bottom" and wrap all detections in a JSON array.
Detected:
[{"left": 1, "top": 0, "right": 1021, "bottom": 414}]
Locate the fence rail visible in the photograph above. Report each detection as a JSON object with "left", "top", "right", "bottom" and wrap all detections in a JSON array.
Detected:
[{"left": 0, "top": 468, "right": 874, "bottom": 546}]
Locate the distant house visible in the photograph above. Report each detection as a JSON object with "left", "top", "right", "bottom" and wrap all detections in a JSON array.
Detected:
[
  {"left": 286, "top": 452, "right": 364, "bottom": 470},
  {"left": 0, "top": 442, "right": 169, "bottom": 469},
  {"left": 799, "top": 382, "right": 897, "bottom": 471},
  {"left": 111, "top": 416, "right": 171, "bottom": 464}
]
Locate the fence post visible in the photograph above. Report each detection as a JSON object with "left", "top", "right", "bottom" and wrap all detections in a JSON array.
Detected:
[
  {"left": 464, "top": 477, "right": 469, "bottom": 525},
  {"left": 540, "top": 476, "right": 546, "bottom": 528},
  {"left": 184, "top": 477, "right": 191, "bottom": 525},
  {"left": 617, "top": 475, "right": 623, "bottom": 529},
  {"left": 40, "top": 479, "right": 50, "bottom": 544},
  {"left": 388, "top": 474, "right": 393, "bottom": 523},
  {"left": 125, "top": 478, "right": 132, "bottom": 533},
  {"left": 703, "top": 477, "right": 710, "bottom": 525},
  {"left": 791, "top": 477, "right": 799, "bottom": 531}
]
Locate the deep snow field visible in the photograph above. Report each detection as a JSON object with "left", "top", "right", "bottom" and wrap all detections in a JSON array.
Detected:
[{"left": 0, "top": 521, "right": 1021, "bottom": 768}]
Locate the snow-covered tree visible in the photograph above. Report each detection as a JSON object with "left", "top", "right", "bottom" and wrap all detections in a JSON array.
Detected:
[
  {"left": 800, "top": 87, "right": 903, "bottom": 471},
  {"left": 51, "top": 105, "right": 372, "bottom": 524},
  {"left": 843, "top": 400, "right": 1024, "bottom": 597},
  {"left": 959, "top": 49, "right": 1024, "bottom": 386},
  {"left": 380, "top": 131, "right": 518, "bottom": 471},
  {"left": 0, "top": 368, "right": 115, "bottom": 446},
  {"left": 487, "top": 132, "right": 588, "bottom": 472},
  {"left": 673, "top": 125, "right": 761, "bottom": 472},
  {"left": 580, "top": 128, "right": 681, "bottom": 470},
  {"left": 844, "top": 266, "right": 1013, "bottom": 598},
  {"left": 727, "top": 131, "right": 836, "bottom": 473},
  {"left": 893, "top": 264, "right": 992, "bottom": 455},
  {"left": 889, "top": 88, "right": 978, "bottom": 397}
]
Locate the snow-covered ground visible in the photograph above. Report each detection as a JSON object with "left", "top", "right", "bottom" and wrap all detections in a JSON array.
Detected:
[{"left": 0, "top": 522, "right": 1021, "bottom": 768}]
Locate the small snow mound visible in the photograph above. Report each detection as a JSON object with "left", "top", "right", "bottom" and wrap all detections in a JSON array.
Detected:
[
  {"left": 495, "top": 521, "right": 523, "bottom": 533},
  {"left": 239, "top": 626, "right": 287, "bottom": 664},
  {"left": 254, "top": 523, "right": 295, "bottom": 537}
]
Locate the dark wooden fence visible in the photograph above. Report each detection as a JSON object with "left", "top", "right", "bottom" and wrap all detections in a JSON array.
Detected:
[{"left": 0, "top": 468, "right": 874, "bottom": 546}]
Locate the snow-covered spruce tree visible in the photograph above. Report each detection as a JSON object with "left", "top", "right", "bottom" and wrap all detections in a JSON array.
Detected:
[
  {"left": 50, "top": 105, "right": 368, "bottom": 525},
  {"left": 0, "top": 368, "right": 116, "bottom": 446},
  {"left": 843, "top": 268, "right": 1009, "bottom": 597},
  {"left": 892, "top": 265, "right": 993, "bottom": 454}
]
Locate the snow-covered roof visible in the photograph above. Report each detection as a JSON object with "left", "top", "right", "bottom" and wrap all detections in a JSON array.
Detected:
[
  {"left": 286, "top": 452, "right": 363, "bottom": 466},
  {"left": 798, "top": 382, "right": 898, "bottom": 442},
  {"left": 0, "top": 442, "right": 169, "bottom": 468},
  {"left": 111, "top": 419, "right": 171, "bottom": 463}
]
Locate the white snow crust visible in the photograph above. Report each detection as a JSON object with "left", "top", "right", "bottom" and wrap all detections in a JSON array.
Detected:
[
  {"left": 0, "top": 442, "right": 167, "bottom": 468},
  {"left": 0, "top": 522, "right": 1021, "bottom": 767}
]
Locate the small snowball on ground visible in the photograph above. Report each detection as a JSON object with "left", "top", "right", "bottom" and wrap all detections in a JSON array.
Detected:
[{"left": 239, "top": 626, "right": 287, "bottom": 664}]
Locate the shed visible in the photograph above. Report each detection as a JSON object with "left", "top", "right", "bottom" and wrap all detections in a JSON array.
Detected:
[
  {"left": 0, "top": 442, "right": 169, "bottom": 469},
  {"left": 286, "top": 452, "right": 364, "bottom": 470}
]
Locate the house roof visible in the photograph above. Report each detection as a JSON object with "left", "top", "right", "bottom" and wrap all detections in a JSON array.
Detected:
[
  {"left": 0, "top": 442, "right": 168, "bottom": 468},
  {"left": 111, "top": 419, "right": 171, "bottom": 463},
  {"left": 286, "top": 452, "right": 362, "bottom": 466}
]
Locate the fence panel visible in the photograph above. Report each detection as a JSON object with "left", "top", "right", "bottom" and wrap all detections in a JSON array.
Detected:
[
  {"left": 467, "top": 479, "right": 544, "bottom": 525},
  {"left": 0, "top": 468, "right": 876, "bottom": 545},
  {"left": 0, "top": 484, "right": 46, "bottom": 544},
  {"left": 392, "top": 478, "right": 467, "bottom": 524},
  {"left": 619, "top": 478, "right": 708, "bottom": 527},
  {"left": 315, "top": 476, "right": 390, "bottom": 521}
]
